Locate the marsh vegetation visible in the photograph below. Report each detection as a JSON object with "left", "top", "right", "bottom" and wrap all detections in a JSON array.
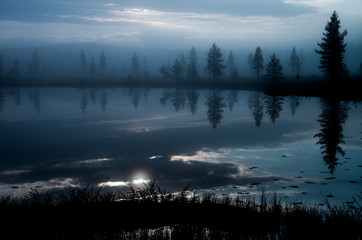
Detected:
[{"left": 1, "top": 181, "right": 361, "bottom": 239}]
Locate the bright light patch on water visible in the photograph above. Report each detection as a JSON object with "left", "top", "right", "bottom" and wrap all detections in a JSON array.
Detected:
[
  {"left": 132, "top": 179, "right": 150, "bottom": 185},
  {"left": 99, "top": 181, "right": 129, "bottom": 187}
]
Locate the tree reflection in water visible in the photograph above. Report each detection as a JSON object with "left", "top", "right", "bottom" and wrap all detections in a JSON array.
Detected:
[
  {"left": 206, "top": 90, "right": 226, "bottom": 128},
  {"left": 248, "top": 91, "right": 264, "bottom": 127},
  {"left": 314, "top": 99, "right": 349, "bottom": 174}
]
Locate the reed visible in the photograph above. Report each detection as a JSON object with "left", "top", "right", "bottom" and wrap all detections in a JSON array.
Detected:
[{"left": 0, "top": 182, "right": 361, "bottom": 239}]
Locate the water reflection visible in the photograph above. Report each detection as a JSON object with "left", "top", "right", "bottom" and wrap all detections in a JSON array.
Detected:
[
  {"left": 314, "top": 99, "right": 349, "bottom": 174},
  {"left": 28, "top": 89, "right": 41, "bottom": 115},
  {"left": 81, "top": 90, "right": 88, "bottom": 114},
  {"left": 289, "top": 96, "right": 301, "bottom": 116},
  {"left": 171, "top": 89, "right": 186, "bottom": 112},
  {"left": 264, "top": 95, "right": 284, "bottom": 124},
  {"left": 248, "top": 92, "right": 264, "bottom": 127},
  {"left": 206, "top": 90, "right": 226, "bottom": 128},
  {"left": 0, "top": 87, "right": 361, "bottom": 201},
  {"left": 186, "top": 90, "right": 199, "bottom": 115}
]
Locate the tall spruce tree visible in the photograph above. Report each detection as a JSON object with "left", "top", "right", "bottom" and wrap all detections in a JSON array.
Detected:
[
  {"left": 227, "top": 50, "right": 238, "bottom": 81},
  {"left": 187, "top": 47, "right": 199, "bottom": 81},
  {"left": 252, "top": 46, "right": 264, "bottom": 82},
  {"left": 265, "top": 53, "right": 284, "bottom": 84},
  {"left": 89, "top": 57, "right": 96, "bottom": 78},
  {"left": 131, "top": 53, "right": 141, "bottom": 79},
  {"left": 289, "top": 47, "right": 301, "bottom": 80},
  {"left": 205, "top": 43, "right": 225, "bottom": 82},
  {"left": 315, "top": 11, "right": 348, "bottom": 81},
  {"left": 172, "top": 59, "right": 183, "bottom": 81},
  {"left": 28, "top": 48, "right": 39, "bottom": 77}
]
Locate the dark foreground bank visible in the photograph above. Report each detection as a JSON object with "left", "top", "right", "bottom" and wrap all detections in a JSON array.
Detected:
[
  {"left": 1, "top": 182, "right": 361, "bottom": 240},
  {"left": 1, "top": 76, "right": 362, "bottom": 101}
]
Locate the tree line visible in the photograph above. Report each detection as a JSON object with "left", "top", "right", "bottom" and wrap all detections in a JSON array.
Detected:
[{"left": 0, "top": 11, "right": 360, "bottom": 84}]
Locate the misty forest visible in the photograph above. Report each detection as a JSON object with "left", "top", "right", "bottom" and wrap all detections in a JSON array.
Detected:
[
  {"left": 1, "top": 7, "right": 362, "bottom": 240},
  {"left": 0, "top": 12, "right": 362, "bottom": 93}
]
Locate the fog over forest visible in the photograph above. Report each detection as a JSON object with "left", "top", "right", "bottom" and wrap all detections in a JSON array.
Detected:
[
  {"left": 0, "top": 42, "right": 361, "bottom": 82},
  {"left": 1, "top": 1, "right": 362, "bottom": 82}
]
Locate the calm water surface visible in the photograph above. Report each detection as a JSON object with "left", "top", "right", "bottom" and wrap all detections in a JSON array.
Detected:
[{"left": 0, "top": 87, "right": 361, "bottom": 205}]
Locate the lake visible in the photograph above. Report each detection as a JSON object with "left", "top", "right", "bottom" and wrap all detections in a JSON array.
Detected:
[{"left": 0, "top": 87, "right": 361, "bottom": 205}]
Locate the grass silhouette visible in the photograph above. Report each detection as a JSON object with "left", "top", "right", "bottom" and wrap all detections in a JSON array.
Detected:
[{"left": 1, "top": 180, "right": 361, "bottom": 239}]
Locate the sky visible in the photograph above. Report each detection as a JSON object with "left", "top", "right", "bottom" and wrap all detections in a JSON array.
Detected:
[{"left": 1, "top": 0, "right": 362, "bottom": 49}]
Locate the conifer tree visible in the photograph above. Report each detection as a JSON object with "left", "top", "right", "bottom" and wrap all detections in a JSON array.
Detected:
[
  {"left": 131, "top": 53, "right": 141, "bottom": 79},
  {"left": 265, "top": 53, "right": 284, "bottom": 84},
  {"left": 227, "top": 50, "right": 238, "bottom": 81},
  {"left": 28, "top": 48, "right": 39, "bottom": 77},
  {"left": 315, "top": 11, "right": 348, "bottom": 81},
  {"left": 289, "top": 47, "right": 301, "bottom": 80},
  {"left": 172, "top": 59, "right": 183, "bottom": 81},
  {"left": 205, "top": 43, "right": 225, "bottom": 82},
  {"left": 252, "top": 46, "right": 264, "bottom": 82},
  {"left": 89, "top": 57, "right": 96, "bottom": 78},
  {"left": 187, "top": 47, "right": 199, "bottom": 81}
]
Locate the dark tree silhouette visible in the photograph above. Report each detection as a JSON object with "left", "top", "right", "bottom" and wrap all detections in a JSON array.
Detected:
[
  {"left": 206, "top": 90, "right": 226, "bottom": 128},
  {"left": 264, "top": 95, "right": 284, "bottom": 124},
  {"left": 172, "top": 59, "right": 183, "bottom": 81},
  {"left": 187, "top": 47, "right": 199, "bottom": 81},
  {"left": 315, "top": 11, "right": 348, "bottom": 81},
  {"left": 99, "top": 50, "right": 106, "bottom": 78},
  {"left": 314, "top": 99, "right": 349, "bottom": 174},
  {"left": 227, "top": 50, "right": 238, "bottom": 82},
  {"left": 252, "top": 46, "right": 264, "bottom": 82},
  {"left": 89, "top": 57, "right": 96, "bottom": 78},
  {"left": 131, "top": 53, "right": 141, "bottom": 79},
  {"left": 28, "top": 48, "right": 39, "bottom": 77},
  {"left": 265, "top": 53, "right": 284, "bottom": 84},
  {"left": 288, "top": 47, "right": 301, "bottom": 80},
  {"left": 79, "top": 49, "right": 87, "bottom": 77},
  {"left": 159, "top": 64, "right": 170, "bottom": 81},
  {"left": 248, "top": 92, "right": 264, "bottom": 127},
  {"left": 205, "top": 43, "right": 225, "bottom": 82},
  {"left": 187, "top": 90, "right": 199, "bottom": 115}
]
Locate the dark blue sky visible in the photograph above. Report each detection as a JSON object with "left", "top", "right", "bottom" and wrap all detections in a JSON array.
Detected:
[{"left": 0, "top": 0, "right": 361, "bottom": 48}]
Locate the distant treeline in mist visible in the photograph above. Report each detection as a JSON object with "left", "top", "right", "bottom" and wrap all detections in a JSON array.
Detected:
[{"left": 0, "top": 43, "right": 361, "bottom": 84}]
